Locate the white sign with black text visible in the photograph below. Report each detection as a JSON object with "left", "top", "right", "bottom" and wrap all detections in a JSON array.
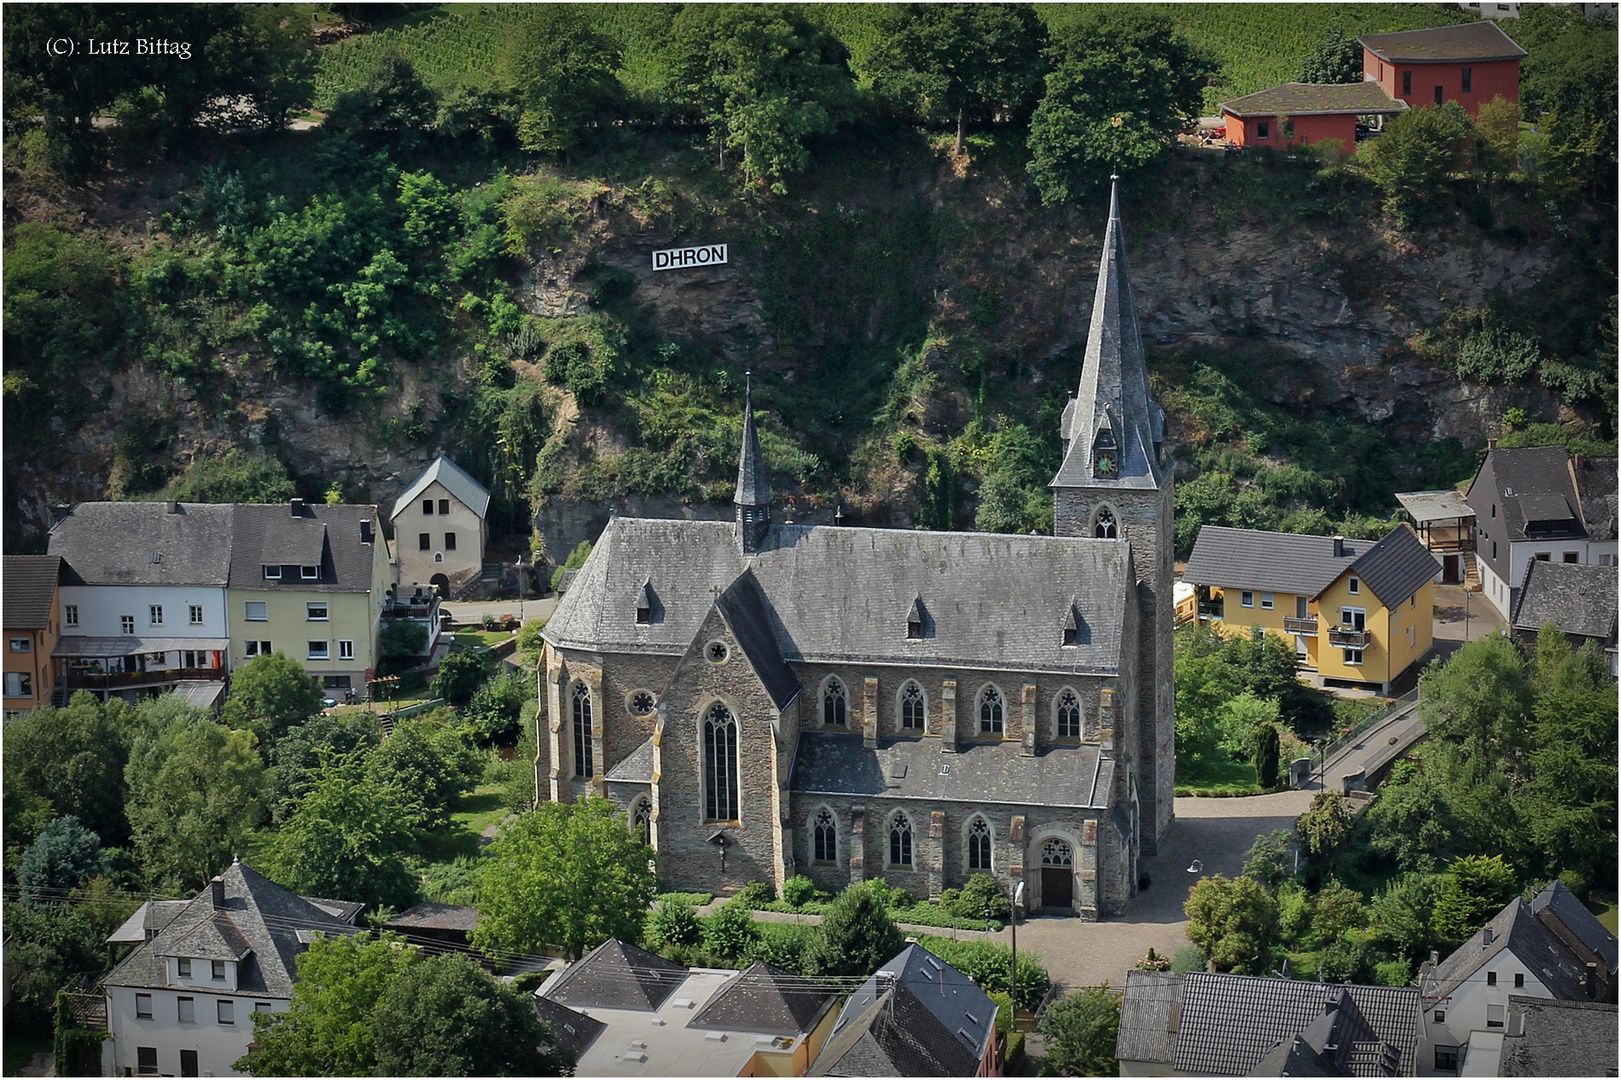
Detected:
[{"left": 652, "top": 243, "right": 727, "bottom": 271}]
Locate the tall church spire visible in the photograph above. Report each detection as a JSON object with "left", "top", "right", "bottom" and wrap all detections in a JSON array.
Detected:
[
  {"left": 735, "top": 373, "right": 771, "bottom": 554},
  {"left": 1051, "top": 177, "right": 1165, "bottom": 493}
]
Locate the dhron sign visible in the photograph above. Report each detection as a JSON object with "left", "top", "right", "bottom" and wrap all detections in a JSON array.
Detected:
[{"left": 652, "top": 243, "right": 727, "bottom": 271}]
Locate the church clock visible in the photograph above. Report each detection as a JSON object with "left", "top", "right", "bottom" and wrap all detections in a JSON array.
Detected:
[{"left": 1095, "top": 452, "right": 1118, "bottom": 477}]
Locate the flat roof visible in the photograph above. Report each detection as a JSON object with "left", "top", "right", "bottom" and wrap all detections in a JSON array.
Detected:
[{"left": 1395, "top": 490, "right": 1474, "bottom": 523}]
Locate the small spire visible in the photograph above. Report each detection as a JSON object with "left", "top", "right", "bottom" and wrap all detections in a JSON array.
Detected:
[{"left": 735, "top": 371, "right": 771, "bottom": 554}]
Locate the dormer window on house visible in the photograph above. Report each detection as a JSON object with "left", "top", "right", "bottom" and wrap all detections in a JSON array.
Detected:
[
  {"left": 177, "top": 958, "right": 192, "bottom": 978},
  {"left": 1063, "top": 604, "right": 1083, "bottom": 647},
  {"left": 905, "top": 595, "right": 929, "bottom": 639},
  {"left": 263, "top": 565, "right": 281, "bottom": 580},
  {"left": 301, "top": 565, "right": 319, "bottom": 579},
  {"left": 636, "top": 581, "right": 655, "bottom": 625}
]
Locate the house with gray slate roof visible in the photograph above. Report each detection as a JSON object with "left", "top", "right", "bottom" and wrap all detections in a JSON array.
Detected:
[
  {"left": 100, "top": 859, "right": 361, "bottom": 1078},
  {"left": 1510, "top": 559, "right": 1618, "bottom": 678},
  {"left": 1490, "top": 996, "right": 1618, "bottom": 1076},
  {"left": 538, "top": 183, "right": 1175, "bottom": 916},
  {"left": 389, "top": 454, "right": 492, "bottom": 596}
]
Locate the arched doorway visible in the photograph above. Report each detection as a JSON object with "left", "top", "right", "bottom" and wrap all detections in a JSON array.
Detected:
[
  {"left": 429, "top": 572, "right": 450, "bottom": 595},
  {"left": 1041, "top": 838, "right": 1074, "bottom": 911}
]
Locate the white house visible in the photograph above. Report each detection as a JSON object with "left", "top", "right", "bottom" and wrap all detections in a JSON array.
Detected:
[
  {"left": 47, "top": 502, "right": 234, "bottom": 703},
  {"left": 389, "top": 455, "right": 491, "bottom": 597},
  {"left": 101, "top": 860, "right": 361, "bottom": 1078}
]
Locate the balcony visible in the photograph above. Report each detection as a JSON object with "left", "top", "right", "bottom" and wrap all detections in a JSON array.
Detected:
[
  {"left": 384, "top": 593, "right": 441, "bottom": 622},
  {"left": 1197, "top": 602, "right": 1223, "bottom": 620},
  {"left": 1283, "top": 615, "right": 1318, "bottom": 636},
  {"left": 64, "top": 665, "right": 227, "bottom": 692},
  {"left": 1327, "top": 627, "right": 1371, "bottom": 649}
]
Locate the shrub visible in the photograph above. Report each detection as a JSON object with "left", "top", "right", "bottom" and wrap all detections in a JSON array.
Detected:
[
  {"left": 947, "top": 873, "right": 1011, "bottom": 922},
  {"left": 736, "top": 880, "right": 775, "bottom": 908},
  {"left": 645, "top": 899, "right": 702, "bottom": 952},
  {"left": 380, "top": 619, "right": 429, "bottom": 658},
  {"left": 780, "top": 875, "right": 817, "bottom": 907},
  {"left": 701, "top": 899, "right": 760, "bottom": 964},
  {"left": 748, "top": 923, "right": 818, "bottom": 976},
  {"left": 1170, "top": 943, "right": 1208, "bottom": 974},
  {"left": 887, "top": 886, "right": 915, "bottom": 910}
]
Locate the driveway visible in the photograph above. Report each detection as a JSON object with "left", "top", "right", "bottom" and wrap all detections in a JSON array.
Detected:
[{"left": 441, "top": 597, "right": 556, "bottom": 625}]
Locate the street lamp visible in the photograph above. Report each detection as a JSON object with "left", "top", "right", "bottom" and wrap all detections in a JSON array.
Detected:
[
  {"left": 515, "top": 556, "right": 524, "bottom": 623},
  {"left": 1010, "top": 880, "right": 1025, "bottom": 1027}
]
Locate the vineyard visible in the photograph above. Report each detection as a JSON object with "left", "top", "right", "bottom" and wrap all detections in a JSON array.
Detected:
[{"left": 313, "top": 2, "right": 1481, "bottom": 114}]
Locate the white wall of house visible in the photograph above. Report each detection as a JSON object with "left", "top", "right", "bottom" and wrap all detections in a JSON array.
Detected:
[
  {"left": 57, "top": 585, "right": 229, "bottom": 642},
  {"left": 392, "top": 480, "right": 486, "bottom": 588},
  {"left": 1477, "top": 559, "right": 1513, "bottom": 622},
  {"left": 1415, "top": 947, "right": 1554, "bottom": 1076},
  {"left": 104, "top": 984, "right": 287, "bottom": 1078}
]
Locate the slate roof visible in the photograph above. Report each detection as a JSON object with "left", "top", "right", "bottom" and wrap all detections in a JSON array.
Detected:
[
  {"left": 1358, "top": 21, "right": 1527, "bottom": 63},
  {"left": 1184, "top": 525, "right": 1436, "bottom": 607},
  {"left": 532, "top": 994, "right": 606, "bottom": 1061},
  {"left": 1427, "top": 898, "right": 1592, "bottom": 1004},
  {"left": 1467, "top": 446, "right": 1586, "bottom": 542},
  {"left": 792, "top": 733, "right": 1111, "bottom": 809},
  {"left": 1248, "top": 988, "right": 1401, "bottom": 1077},
  {"left": 102, "top": 860, "right": 361, "bottom": 997},
  {"left": 229, "top": 503, "right": 381, "bottom": 594},
  {"left": 540, "top": 938, "right": 689, "bottom": 1013},
  {"left": 813, "top": 945, "right": 996, "bottom": 1077},
  {"left": 1529, "top": 879, "right": 1618, "bottom": 976},
  {"left": 1052, "top": 179, "right": 1166, "bottom": 493},
  {"left": 49, "top": 503, "right": 234, "bottom": 587},
  {"left": 715, "top": 570, "right": 802, "bottom": 711},
  {"left": 1511, "top": 560, "right": 1618, "bottom": 642},
  {"left": 735, "top": 379, "right": 771, "bottom": 507},
  {"left": 390, "top": 454, "right": 491, "bottom": 521},
  {"left": 544, "top": 519, "right": 1132, "bottom": 676},
  {"left": 1221, "top": 82, "right": 1408, "bottom": 117},
  {"left": 1571, "top": 457, "right": 1619, "bottom": 542},
  {"left": 1173, "top": 972, "right": 1419, "bottom": 1076},
  {"left": 3, "top": 555, "right": 60, "bottom": 629},
  {"left": 689, "top": 962, "right": 838, "bottom": 1035},
  {"left": 1498, "top": 997, "right": 1619, "bottom": 1077},
  {"left": 107, "top": 900, "right": 191, "bottom": 946},
  {"left": 1115, "top": 970, "right": 1180, "bottom": 1066},
  {"left": 605, "top": 738, "right": 655, "bottom": 783}
]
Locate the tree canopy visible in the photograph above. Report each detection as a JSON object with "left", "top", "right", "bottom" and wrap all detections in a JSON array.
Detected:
[
  {"left": 805, "top": 880, "right": 905, "bottom": 977},
  {"left": 1041, "top": 984, "right": 1123, "bottom": 1077},
  {"left": 498, "top": 8, "right": 624, "bottom": 155},
  {"left": 221, "top": 651, "right": 326, "bottom": 745},
  {"left": 1295, "top": 27, "right": 1362, "bottom": 84},
  {"left": 1183, "top": 874, "right": 1279, "bottom": 974}
]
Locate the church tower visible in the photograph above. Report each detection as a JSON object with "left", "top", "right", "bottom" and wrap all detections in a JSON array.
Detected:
[
  {"left": 1051, "top": 179, "right": 1175, "bottom": 854},
  {"left": 736, "top": 374, "right": 772, "bottom": 555}
]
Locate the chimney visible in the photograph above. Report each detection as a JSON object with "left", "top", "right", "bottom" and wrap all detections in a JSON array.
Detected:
[
  {"left": 360, "top": 519, "right": 374, "bottom": 544},
  {"left": 210, "top": 876, "right": 225, "bottom": 910},
  {"left": 1430, "top": 948, "right": 1441, "bottom": 968},
  {"left": 51, "top": 504, "right": 71, "bottom": 525},
  {"left": 1332, "top": 535, "right": 1345, "bottom": 558},
  {"left": 166, "top": 500, "right": 180, "bottom": 514},
  {"left": 1586, "top": 962, "right": 1598, "bottom": 1000},
  {"left": 1573, "top": 453, "right": 1585, "bottom": 470},
  {"left": 290, "top": 498, "right": 306, "bottom": 516},
  {"left": 1488, "top": 438, "right": 1498, "bottom": 450},
  {"left": 1483, "top": 927, "right": 1494, "bottom": 947}
]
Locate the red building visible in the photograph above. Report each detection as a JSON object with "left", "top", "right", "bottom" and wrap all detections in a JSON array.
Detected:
[
  {"left": 1359, "top": 21, "right": 1526, "bottom": 115},
  {"left": 1220, "top": 82, "right": 1407, "bottom": 148}
]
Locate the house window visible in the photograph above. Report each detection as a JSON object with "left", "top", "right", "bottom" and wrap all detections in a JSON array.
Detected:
[
  {"left": 1402, "top": 71, "right": 1411, "bottom": 95},
  {"left": 1535, "top": 552, "right": 1550, "bottom": 562},
  {"left": 218, "top": 999, "right": 234, "bottom": 1024},
  {"left": 263, "top": 564, "right": 281, "bottom": 579},
  {"left": 1257, "top": 120, "right": 1270, "bottom": 139},
  {"left": 307, "top": 602, "right": 328, "bottom": 621},
  {"left": 1602, "top": 554, "right": 1615, "bottom": 566},
  {"left": 629, "top": 690, "right": 656, "bottom": 716},
  {"left": 1260, "top": 592, "right": 1274, "bottom": 610},
  {"left": 444, "top": 532, "right": 456, "bottom": 551},
  {"left": 889, "top": 814, "right": 914, "bottom": 868},
  {"left": 1241, "top": 591, "right": 1255, "bottom": 608},
  {"left": 1343, "top": 648, "right": 1364, "bottom": 665},
  {"left": 419, "top": 533, "right": 431, "bottom": 551},
  {"left": 703, "top": 702, "right": 739, "bottom": 823},
  {"left": 189, "top": 605, "right": 204, "bottom": 625},
  {"left": 1433, "top": 85, "right": 1442, "bottom": 105},
  {"left": 979, "top": 685, "right": 1004, "bottom": 735},
  {"left": 1348, "top": 578, "right": 1359, "bottom": 594},
  {"left": 244, "top": 641, "right": 272, "bottom": 658},
  {"left": 907, "top": 616, "right": 922, "bottom": 639},
  {"left": 178, "top": 996, "right": 195, "bottom": 1023},
  {"left": 572, "top": 683, "right": 594, "bottom": 778},
  {"left": 212, "top": 960, "right": 225, "bottom": 981},
  {"left": 1435, "top": 1047, "right": 1458, "bottom": 1072},
  {"left": 1514, "top": 972, "right": 1524, "bottom": 988},
  {"left": 1492, "top": 541, "right": 1498, "bottom": 559},
  {"left": 1296, "top": 596, "right": 1309, "bottom": 618},
  {"left": 1563, "top": 552, "right": 1579, "bottom": 563},
  {"left": 137, "top": 1047, "right": 158, "bottom": 1076},
  {"left": 1434, "top": 1010, "right": 1445, "bottom": 1024},
  {"left": 245, "top": 602, "right": 267, "bottom": 621},
  {"left": 255, "top": 1002, "right": 272, "bottom": 1013},
  {"left": 177, "top": 958, "right": 192, "bottom": 978},
  {"left": 434, "top": 552, "right": 444, "bottom": 564},
  {"left": 180, "top": 1050, "right": 198, "bottom": 1077},
  {"left": 135, "top": 993, "right": 152, "bottom": 1019},
  {"left": 823, "top": 677, "right": 848, "bottom": 726},
  {"left": 1487, "top": 971, "right": 1497, "bottom": 986},
  {"left": 422, "top": 498, "right": 435, "bottom": 515},
  {"left": 814, "top": 809, "right": 837, "bottom": 863},
  {"left": 1281, "top": 120, "right": 1295, "bottom": 140},
  {"left": 439, "top": 498, "right": 450, "bottom": 515},
  {"left": 632, "top": 798, "right": 651, "bottom": 845},
  {"left": 121, "top": 614, "right": 135, "bottom": 635},
  {"left": 1462, "top": 66, "right": 1473, "bottom": 92},
  {"left": 901, "top": 681, "right": 926, "bottom": 731},
  {"left": 1057, "top": 688, "right": 1082, "bottom": 739},
  {"left": 1486, "top": 1003, "right": 1504, "bottom": 1028},
  {"left": 4, "top": 672, "right": 31, "bottom": 698},
  {"left": 64, "top": 604, "right": 78, "bottom": 627},
  {"left": 301, "top": 565, "right": 319, "bottom": 580},
  {"left": 307, "top": 641, "right": 329, "bottom": 660},
  {"left": 967, "top": 817, "right": 993, "bottom": 872},
  {"left": 339, "top": 640, "right": 355, "bottom": 661},
  {"left": 8, "top": 637, "right": 28, "bottom": 653},
  {"left": 1063, "top": 625, "right": 1078, "bottom": 646}
]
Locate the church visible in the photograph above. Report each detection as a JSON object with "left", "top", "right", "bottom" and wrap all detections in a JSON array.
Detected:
[{"left": 536, "top": 183, "right": 1174, "bottom": 918}]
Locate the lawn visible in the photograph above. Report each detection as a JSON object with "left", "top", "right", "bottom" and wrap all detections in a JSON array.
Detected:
[
  {"left": 1591, "top": 898, "right": 1618, "bottom": 935},
  {"left": 1176, "top": 755, "right": 1261, "bottom": 795},
  {"left": 453, "top": 629, "right": 514, "bottom": 648},
  {"left": 417, "top": 782, "right": 511, "bottom": 862}
]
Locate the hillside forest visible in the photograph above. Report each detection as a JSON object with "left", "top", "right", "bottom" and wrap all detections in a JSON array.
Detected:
[{"left": 3, "top": 3, "right": 1616, "bottom": 568}]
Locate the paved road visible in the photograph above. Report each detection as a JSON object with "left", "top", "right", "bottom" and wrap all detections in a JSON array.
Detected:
[
  {"left": 1305, "top": 703, "right": 1425, "bottom": 793},
  {"left": 441, "top": 598, "right": 555, "bottom": 624}
]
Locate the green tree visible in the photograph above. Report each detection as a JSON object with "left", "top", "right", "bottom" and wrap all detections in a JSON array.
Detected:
[
  {"left": 498, "top": 8, "right": 623, "bottom": 155},
  {"left": 2, "top": 223, "right": 126, "bottom": 380},
  {"left": 3, "top": 878, "right": 140, "bottom": 1025},
  {"left": 665, "top": 4, "right": 859, "bottom": 192},
  {"left": 370, "top": 952, "right": 572, "bottom": 1076},
  {"left": 807, "top": 881, "right": 906, "bottom": 977},
  {"left": 645, "top": 898, "right": 703, "bottom": 953},
  {"left": 464, "top": 671, "right": 533, "bottom": 747},
  {"left": 366, "top": 716, "right": 482, "bottom": 830},
  {"left": 1295, "top": 27, "right": 1362, "bottom": 84},
  {"left": 1296, "top": 791, "right": 1354, "bottom": 859},
  {"left": 1368, "top": 872, "right": 1442, "bottom": 960},
  {"left": 1515, "top": 5, "right": 1619, "bottom": 178},
  {"left": 265, "top": 711, "right": 381, "bottom": 824},
  {"left": 703, "top": 898, "right": 763, "bottom": 965},
  {"left": 325, "top": 51, "right": 437, "bottom": 139},
  {"left": 237, "top": 931, "right": 415, "bottom": 1077},
  {"left": 1363, "top": 759, "right": 1458, "bottom": 874},
  {"left": 1183, "top": 874, "right": 1278, "bottom": 974},
  {"left": 221, "top": 652, "right": 325, "bottom": 745},
  {"left": 124, "top": 712, "right": 265, "bottom": 892},
  {"left": 433, "top": 649, "right": 493, "bottom": 708},
  {"left": 379, "top": 618, "right": 429, "bottom": 658},
  {"left": 1027, "top": 9, "right": 1212, "bottom": 204},
  {"left": 1216, "top": 691, "right": 1279, "bottom": 760},
  {"left": 1432, "top": 854, "right": 1518, "bottom": 943},
  {"left": 972, "top": 422, "right": 1057, "bottom": 535},
  {"left": 864, "top": 4, "right": 1047, "bottom": 155},
  {"left": 475, "top": 796, "right": 656, "bottom": 959},
  {"left": 1357, "top": 102, "right": 1478, "bottom": 228},
  {"left": 1240, "top": 830, "right": 1295, "bottom": 891},
  {"left": 1310, "top": 880, "right": 1369, "bottom": 945},
  {"left": 3, "top": 693, "right": 138, "bottom": 849},
  {"left": 17, "top": 816, "right": 103, "bottom": 901},
  {"left": 549, "top": 539, "right": 593, "bottom": 590},
  {"left": 152, "top": 450, "right": 296, "bottom": 504},
  {"left": 1253, "top": 721, "right": 1281, "bottom": 790},
  {"left": 263, "top": 752, "right": 420, "bottom": 912},
  {"left": 1041, "top": 984, "right": 1122, "bottom": 1077}
]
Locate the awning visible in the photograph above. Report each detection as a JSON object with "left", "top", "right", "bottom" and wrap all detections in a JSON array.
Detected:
[
  {"left": 169, "top": 680, "right": 227, "bottom": 709},
  {"left": 1395, "top": 490, "right": 1474, "bottom": 523},
  {"left": 53, "top": 636, "right": 230, "bottom": 658}
]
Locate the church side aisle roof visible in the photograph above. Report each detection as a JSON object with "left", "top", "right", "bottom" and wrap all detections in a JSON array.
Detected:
[{"left": 543, "top": 519, "right": 1132, "bottom": 676}]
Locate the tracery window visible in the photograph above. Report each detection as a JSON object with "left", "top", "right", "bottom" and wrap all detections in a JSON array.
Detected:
[
  {"left": 889, "top": 814, "right": 914, "bottom": 868},
  {"left": 813, "top": 809, "right": 837, "bottom": 864},
  {"left": 979, "top": 685, "right": 1004, "bottom": 735},
  {"left": 823, "top": 677, "right": 848, "bottom": 726},
  {"left": 901, "top": 681, "right": 926, "bottom": 731},
  {"left": 572, "top": 682, "right": 593, "bottom": 777},
  {"left": 632, "top": 798, "right": 652, "bottom": 846},
  {"left": 967, "top": 817, "right": 993, "bottom": 872},
  {"left": 1057, "top": 688, "right": 1082, "bottom": 739},
  {"left": 1095, "top": 507, "right": 1118, "bottom": 539},
  {"left": 704, "top": 703, "right": 739, "bottom": 823}
]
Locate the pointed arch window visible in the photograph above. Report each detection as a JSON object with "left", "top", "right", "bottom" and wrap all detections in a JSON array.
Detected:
[
  {"left": 967, "top": 817, "right": 993, "bottom": 872},
  {"left": 813, "top": 809, "right": 837, "bottom": 864},
  {"left": 632, "top": 798, "right": 652, "bottom": 846},
  {"left": 703, "top": 703, "right": 739, "bottom": 823},
  {"left": 571, "top": 683, "right": 593, "bottom": 778},
  {"left": 889, "top": 814, "right": 914, "bottom": 868},
  {"left": 1057, "top": 688, "right": 1082, "bottom": 739},
  {"left": 823, "top": 677, "right": 848, "bottom": 727},
  {"left": 901, "top": 681, "right": 926, "bottom": 731},
  {"left": 1095, "top": 507, "right": 1118, "bottom": 539},
  {"left": 979, "top": 686, "right": 1004, "bottom": 735}
]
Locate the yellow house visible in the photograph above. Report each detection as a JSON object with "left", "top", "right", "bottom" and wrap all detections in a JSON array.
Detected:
[
  {"left": 226, "top": 501, "right": 390, "bottom": 696},
  {"left": 1183, "top": 525, "right": 1438, "bottom": 693},
  {"left": 3, "top": 555, "right": 62, "bottom": 716}
]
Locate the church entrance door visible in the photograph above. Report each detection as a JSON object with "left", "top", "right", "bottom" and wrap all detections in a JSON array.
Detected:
[{"left": 1040, "top": 838, "right": 1074, "bottom": 911}]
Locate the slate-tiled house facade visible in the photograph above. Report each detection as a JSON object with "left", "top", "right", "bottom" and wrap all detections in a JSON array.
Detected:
[{"left": 539, "top": 184, "right": 1173, "bottom": 918}]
